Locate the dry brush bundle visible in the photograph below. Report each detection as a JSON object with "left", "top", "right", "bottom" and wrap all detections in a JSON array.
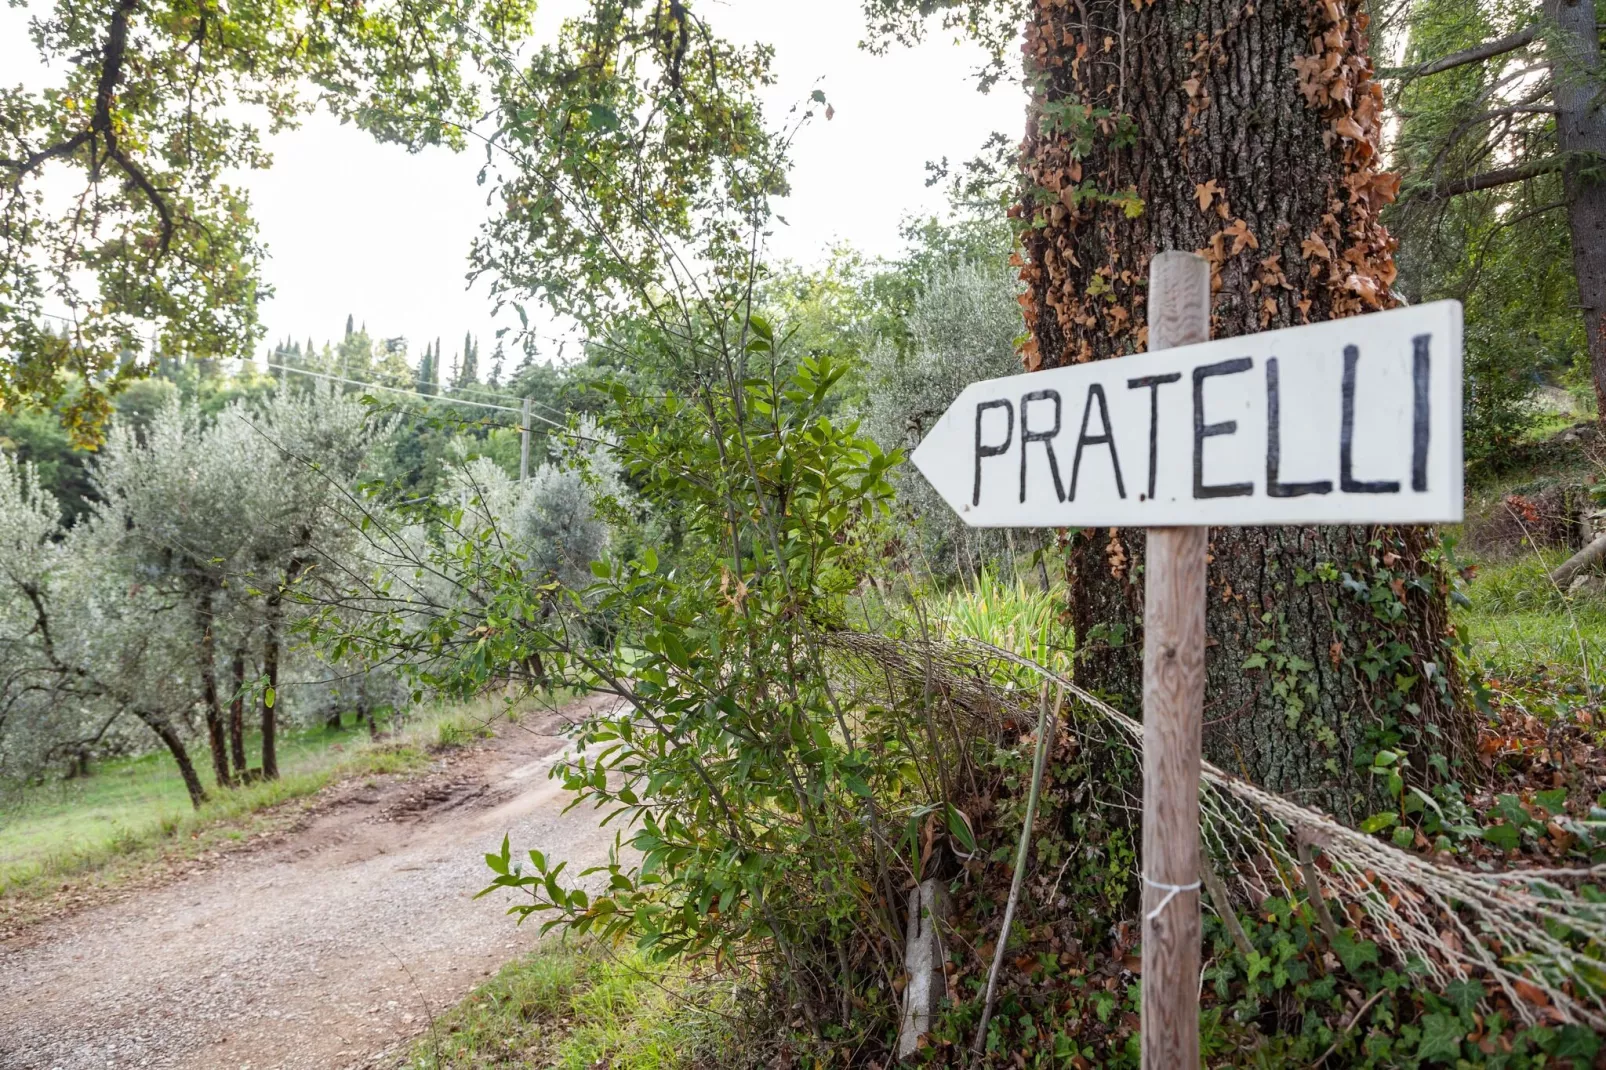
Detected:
[{"left": 828, "top": 631, "right": 1606, "bottom": 1031}]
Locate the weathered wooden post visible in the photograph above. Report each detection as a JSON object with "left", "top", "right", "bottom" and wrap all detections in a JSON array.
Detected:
[{"left": 1139, "top": 251, "right": 1210, "bottom": 1068}]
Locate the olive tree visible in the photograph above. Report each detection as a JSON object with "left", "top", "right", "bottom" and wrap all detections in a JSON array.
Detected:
[{"left": 860, "top": 258, "right": 1031, "bottom": 581}]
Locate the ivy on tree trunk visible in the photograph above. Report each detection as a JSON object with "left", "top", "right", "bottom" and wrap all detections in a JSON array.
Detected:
[{"left": 1016, "top": 0, "right": 1473, "bottom": 816}]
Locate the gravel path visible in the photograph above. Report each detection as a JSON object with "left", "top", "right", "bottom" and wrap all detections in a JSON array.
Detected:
[{"left": 0, "top": 699, "right": 620, "bottom": 1070}]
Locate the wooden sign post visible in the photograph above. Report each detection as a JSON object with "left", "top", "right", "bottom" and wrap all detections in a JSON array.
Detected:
[
  {"left": 910, "top": 251, "right": 1463, "bottom": 1068},
  {"left": 1137, "top": 252, "right": 1210, "bottom": 1068}
]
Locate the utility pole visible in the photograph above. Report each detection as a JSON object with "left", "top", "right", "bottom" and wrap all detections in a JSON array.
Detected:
[{"left": 520, "top": 396, "right": 532, "bottom": 483}]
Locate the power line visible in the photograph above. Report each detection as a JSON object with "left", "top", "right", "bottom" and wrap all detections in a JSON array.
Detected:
[
  {"left": 260, "top": 360, "right": 583, "bottom": 441},
  {"left": 261, "top": 360, "right": 524, "bottom": 414},
  {"left": 31, "top": 309, "right": 572, "bottom": 430}
]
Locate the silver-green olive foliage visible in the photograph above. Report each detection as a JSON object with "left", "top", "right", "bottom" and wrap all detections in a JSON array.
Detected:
[{"left": 0, "top": 383, "right": 395, "bottom": 787}]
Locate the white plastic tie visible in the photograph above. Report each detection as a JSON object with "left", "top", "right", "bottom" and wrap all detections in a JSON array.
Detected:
[{"left": 1142, "top": 876, "right": 1201, "bottom": 921}]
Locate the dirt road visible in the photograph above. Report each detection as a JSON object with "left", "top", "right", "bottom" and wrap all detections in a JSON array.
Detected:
[{"left": 0, "top": 698, "right": 620, "bottom": 1070}]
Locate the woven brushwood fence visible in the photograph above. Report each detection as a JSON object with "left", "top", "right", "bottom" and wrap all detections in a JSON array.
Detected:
[{"left": 828, "top": 631, "right": 1606, "bottom": 1030}]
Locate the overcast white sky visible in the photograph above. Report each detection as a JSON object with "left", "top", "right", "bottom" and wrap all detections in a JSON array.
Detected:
[{"left": 1, "top": 2, "right": 1024, "bottom": 369}]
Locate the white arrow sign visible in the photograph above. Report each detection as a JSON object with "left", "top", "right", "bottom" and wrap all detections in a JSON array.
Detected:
[{"left": 911, "top": 300, "right": 1463, "bottom": 528}]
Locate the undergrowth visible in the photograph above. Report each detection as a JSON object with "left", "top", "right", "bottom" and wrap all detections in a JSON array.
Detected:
[{"left": 404, "top": 939, "right": 736, "bottom": 1070}]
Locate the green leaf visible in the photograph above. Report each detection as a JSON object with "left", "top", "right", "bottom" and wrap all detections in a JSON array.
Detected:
[
  {"left": 1331, "top": 929, "right": 1379, "bottom": 973},
  {"left": 1414, "top": 1012, "right": 1464, "bottom": 1063},
  {"left": 1359, "top": 811, "right": 1398, "bottom": 834},
  {"left": 1534, "top": 788, "right": 1568, "bottom": 817},
  {"left": 1445, "top": 978, "right": 1483, "bottom": 1016},
  {"left": 264, "top": 685, "right": 275, "bottom": 710},
  {"left": 1554, "top": 1024, "right": 1602, "bottom": 1059},
  {"left": 1482, "top": 823, "right": 1520, "bottom": 851},
  {"left": 946, "top": 805, "right": 977, "bottom": 853},
  {"left": 1391, "top": 824, "right": 1415, "bottom": 849}
]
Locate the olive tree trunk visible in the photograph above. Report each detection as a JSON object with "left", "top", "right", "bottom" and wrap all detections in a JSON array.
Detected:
[
  {"left": 261, "top": 554, "right": 310, "bottom": 780},
  {"left": 133, "top": 708, "right": 208, "bottom": 809},
  {"left": 228, "top": 643, "right": 250, "bottom": 778},
  {"left": 1018, "top": 0, "right": 1472, "bottom": 817},
  {"left": 195, "top": 583, "right": 233, "bottom": 789}
]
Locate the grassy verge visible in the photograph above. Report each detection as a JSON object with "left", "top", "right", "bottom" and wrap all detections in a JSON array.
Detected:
[
  {"left": 1455, "top": 548, "right": 1606, "bottom": 682},
  {"left": 404, "top": 939, "right": 733, "bottom": 1070},
  {"left": 0, "top": 701, "right": 507, "bottom": 915}
]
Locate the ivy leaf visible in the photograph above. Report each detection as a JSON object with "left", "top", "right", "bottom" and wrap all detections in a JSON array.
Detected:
[
  {"left": 1482, "top": 823, "right": 1520, "bottom": 851},
  {"left": 1414, "top": 1011, "right": 1465, "bottom": 1062},
  {"left": 1446, "top": 978, "right": 1483, "bottom": 1016},
  {"left": 1554, "top": 1024, "right": 1602, "bottom": 1059},
  {"left": 1534, "top": 788, "right": 1568, "bottom": 817},
  {"left": 1331, "top": 929, "right": 1379, "bottom": 973}
]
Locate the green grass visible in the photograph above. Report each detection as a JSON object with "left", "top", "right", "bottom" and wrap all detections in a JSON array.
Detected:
[
  {"left": 405, "top": 939, "right": 734, "bottom": 1070},
  {"left": 1456, "top": 549, "right": 1606, "bottom": 683},
  {"left": 925, "top": 569, "right": 1073, "bottom": 675},
  {"left": 0, "top": 703, "right": 486, "bottom": 902}
]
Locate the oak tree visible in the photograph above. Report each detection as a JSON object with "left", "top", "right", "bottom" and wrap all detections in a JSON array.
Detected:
[{"left": 1, "top": 0, "right": 534, "bottom": 442}]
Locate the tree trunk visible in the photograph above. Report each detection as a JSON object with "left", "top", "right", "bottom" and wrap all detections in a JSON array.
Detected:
[
  {"left": 262, "top": 594, "right": 283, "bottom": 782},
  {"left": 229, "top": 643, "right": 250, "bottom": 777},
  {"left": 1018, "top": 0, "right": 1472, "bottom": 817},
  {"left": 132, "top": 708, "right": 208, "bottom": 809},
  {"left": 195, "top": 584, "right": 233, "bottom": 789},
  {"left": 261, "top": 555, "right": 309, "bottom": 781},
  {"left": 1545, "top": 0, "right": 1606, "bottom": 420}
]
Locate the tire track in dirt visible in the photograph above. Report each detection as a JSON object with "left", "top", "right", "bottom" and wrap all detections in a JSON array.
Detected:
[{"left": 0, "top": 697, "right": 621, "bottom": 1070}]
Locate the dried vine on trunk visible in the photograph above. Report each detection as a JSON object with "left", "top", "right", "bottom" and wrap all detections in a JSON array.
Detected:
[{"left": 1016, "top": 0, "right": 1471, "bottom": 815}]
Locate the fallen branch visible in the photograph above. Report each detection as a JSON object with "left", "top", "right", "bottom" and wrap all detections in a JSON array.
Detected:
[
  {"left": 1201, "top": 836, "right": 1254, "bottom": 958},
  {"left": 1550, "top": 532, "right": 1606, "bottom": 588}
]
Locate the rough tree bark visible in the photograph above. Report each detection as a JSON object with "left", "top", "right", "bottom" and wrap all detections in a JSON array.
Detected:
[
  {"left": 1544, "top": 0, "right": 1606, "bottom": 420},
  {"left": 195, "top": 583, "right": 233, "bottom": 789},
  {"left": 1017, "top": 0, "right": 1472, "bottom": 817},
  {"left": 261, "top": 554, "right": 309, "bottom": 780},
  {"left": 131, "top": 708, "right": 208, "bottom": 808},
  {"left": 228, "top": 643, "right": 250, "bottom": 777}
]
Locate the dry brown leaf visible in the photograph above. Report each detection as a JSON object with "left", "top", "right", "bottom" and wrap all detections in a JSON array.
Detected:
[
  {"left": 1334, "top": 116, "right": 1365, "bottom": 141},
  {"left": 1514, "top": 979, "right": 1551, "bottom": 1008}
]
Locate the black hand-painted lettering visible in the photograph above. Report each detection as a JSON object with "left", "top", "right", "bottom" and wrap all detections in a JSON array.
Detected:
[
  {"left": 1266, "top": 357, "right": 1333, "bottom": 498},
  {"left": 973, "top": 398, "right": 1014, "bottom": 507},
  {"left": 1340, "top": 345, "right": 1401, "bottom": 494},
  {"left": 1193, "top": 358, "right": 1254, "bottom": 499},
  {"left": 1019, "top": 390, "right": 1065, "bottom": 503},
  {"left": 1128, "top": 372, "right": 1182, "bottom": 500},
  {"left": 1412, "top": 334, "right": 1431, "bottom": 493},
  {"left": 1068, "top": 384, "right": 1126, "bottom": 501}
]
